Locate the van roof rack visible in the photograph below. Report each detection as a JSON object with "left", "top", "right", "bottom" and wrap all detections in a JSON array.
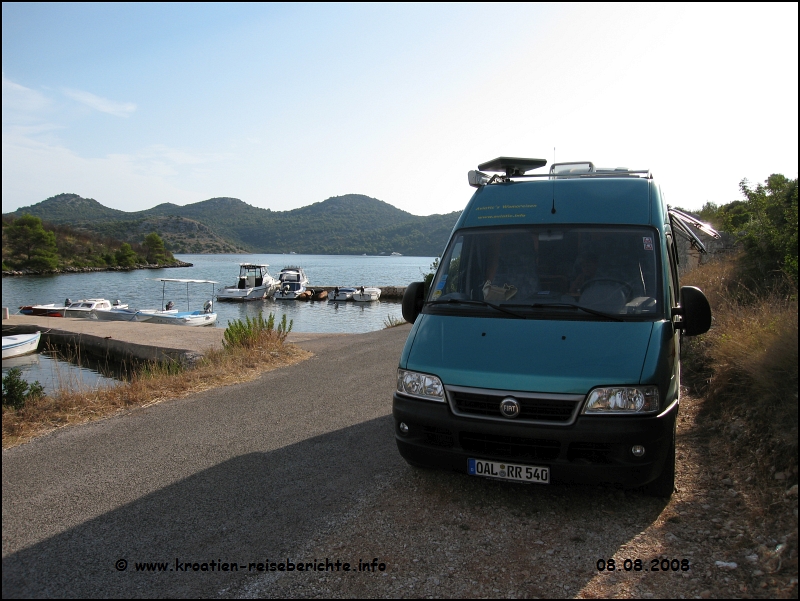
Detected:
[{"left": 469, "top": 157, "right": 651, "bottom": 187}]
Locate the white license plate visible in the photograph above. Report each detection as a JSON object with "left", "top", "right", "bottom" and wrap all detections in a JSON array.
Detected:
[{"left": 468, "top": 458, "right": 550, "bottom": 484}]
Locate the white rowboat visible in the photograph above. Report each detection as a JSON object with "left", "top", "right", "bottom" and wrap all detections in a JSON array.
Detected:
[{"left": 2, "top": 332, "right": 41, "bottom": 359}]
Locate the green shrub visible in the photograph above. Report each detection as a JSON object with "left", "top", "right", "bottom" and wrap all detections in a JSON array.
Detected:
[
  {"left": 724, "top": 174, "right": 798, "bottom": 288},
  {"left": 223, "top": 312, "right": 293, "bottom": 349},
  {"left": 2, "top": 368, "right": 45, "bottom": 410}
]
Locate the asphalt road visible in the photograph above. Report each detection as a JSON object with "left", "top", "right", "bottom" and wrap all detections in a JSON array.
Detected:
[{"left": 2, "top": 325, "right": 411, "bottom": 598}]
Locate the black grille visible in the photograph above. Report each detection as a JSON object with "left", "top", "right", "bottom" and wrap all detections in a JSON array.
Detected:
[
  {"left": 460, "top": 432, "right": 560, "bottom": 461},
  {"left": 568, "top": 442, "right": 614, "bottom": 464},
  {"left": 451, "top": 391, "right": 578, "bottom": 422},
  {"left": 423, "top": 426, "right": 454, "bottom": 448}
]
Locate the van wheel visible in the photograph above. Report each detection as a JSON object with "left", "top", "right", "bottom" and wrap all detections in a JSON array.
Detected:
[{"left": 643, "top": 429, "right": 676, "bottom": 498}]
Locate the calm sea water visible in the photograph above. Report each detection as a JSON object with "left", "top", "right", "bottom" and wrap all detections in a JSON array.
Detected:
[
  {"left": 2, "top": 351, "right": 120, "bottom": 396},
  {"left": 2, "top": 254, "right": 436, "bottom": 333}
]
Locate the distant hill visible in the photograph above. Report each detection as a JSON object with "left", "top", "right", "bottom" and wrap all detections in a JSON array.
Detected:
[{"left": 6, "top": 193, "right": 460, "bottom": 256}]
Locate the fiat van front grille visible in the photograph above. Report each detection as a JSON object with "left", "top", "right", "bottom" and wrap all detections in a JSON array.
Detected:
[{"left": 446, "top": 386, "right": 583, "bottom": 425}]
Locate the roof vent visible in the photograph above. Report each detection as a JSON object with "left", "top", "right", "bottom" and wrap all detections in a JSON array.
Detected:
[{"left": 549, "top": 162, "right": 595, "bottom": 177}]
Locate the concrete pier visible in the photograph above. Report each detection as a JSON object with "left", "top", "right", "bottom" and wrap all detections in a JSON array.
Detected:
[
  {"left": 2, "top": 315, "right": 347, "bottom": 366},
  {"left": 2, "top": 315, "right": 224, "bottom": 366}
]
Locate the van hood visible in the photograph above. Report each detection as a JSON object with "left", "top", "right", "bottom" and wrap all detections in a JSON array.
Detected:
[{"left": 404, "top": 314, "right": 654, "bottom": 394}]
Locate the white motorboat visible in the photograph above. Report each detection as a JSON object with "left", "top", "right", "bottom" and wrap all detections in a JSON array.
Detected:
[
  {"left": 133, "top": 279, "right": 218, "bottom": 327},
  {"left": 2, "top": 331, "right": 41, "bottom": 359},
  {"left": 136, "top": 309, "right": 217, "bottom": 327},
  {"left": 216, "top": 264, "right": 278, "bottom": 302},
  {"left": 352, "top": 287, "right": 381, "bottom": 302},
  {"left": 64, "top": 299, "right": 128, "bottom": 318},
  {"left": 273, "top": 267, "right": 310, "bottom": 300},
  {"left": 328, "top": 287, "right": 357, "bottom": 302},
  {"left": 92, "top": 307, "right": 140, "bottom": 322}
]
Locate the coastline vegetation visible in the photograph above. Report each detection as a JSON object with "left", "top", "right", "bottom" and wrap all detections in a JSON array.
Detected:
[
  {"left": 1, "top": 320, "right": 309, "bottom": 449},
  {"left": 2, "top": 213, "right": 181, "bottom": 272}
]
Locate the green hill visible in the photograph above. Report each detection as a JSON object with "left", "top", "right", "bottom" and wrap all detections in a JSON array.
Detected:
[{"left": 6, "top": 193, "right": 460, "bottom": 256}]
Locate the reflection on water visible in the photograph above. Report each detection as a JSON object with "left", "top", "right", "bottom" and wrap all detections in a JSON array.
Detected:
[
  {"left": 2, "top": 350, "right": 120, "bottom": 396},
  {"left": 2, "top": 254, "right": 435, "bottom": 333}
]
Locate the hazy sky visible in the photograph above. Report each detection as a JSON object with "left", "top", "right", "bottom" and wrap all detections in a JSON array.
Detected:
[{"left": 2, "top": 3, "right": 798, "bottom": 216}]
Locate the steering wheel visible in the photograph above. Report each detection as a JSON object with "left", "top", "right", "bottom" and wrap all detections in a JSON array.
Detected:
[{"left": 580, "top": 278, "right": 633, "bottom": 298}]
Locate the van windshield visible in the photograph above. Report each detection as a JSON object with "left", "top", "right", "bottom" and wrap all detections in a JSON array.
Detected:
[{"left": 427, "top": 226, "right": 662, "bottom": 319}]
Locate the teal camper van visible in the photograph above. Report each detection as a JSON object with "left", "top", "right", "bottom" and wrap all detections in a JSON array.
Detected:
[{"left": 394, "top": 158, "right": 718, "bottom": 497}]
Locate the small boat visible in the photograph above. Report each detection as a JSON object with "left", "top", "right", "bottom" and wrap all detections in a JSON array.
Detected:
[
  {"left": 19, "top": 297, "right": 88, "bottom": 317},
  {"left": 273, "top": 267, "right": 310, "bottom": 300},
  {"left": 19, "top": 303, "right": 67, "bottom": 317},
  {"left": 216, "top": 264, "right": 278, "bottom": 302},
  {"left": 352, "top": 287, "right": 381, "bottom": 302},
  {"left": 92, "top": 307, "right": 140, "bottom": 322},
  {"left": 2, "top": 331, "right": 41, "bottom": 359},
  {"left": 329, "top": 287, "right": 357, "bottom": 302},
  {"left": 64, "top": 299, "right": 128, "bottom": 319},
  {"left": 136, "top": 308, "right": 217, "bottom": 327},
  {"left": 134, "top": 279, "right": 218, "bottom": 327}
]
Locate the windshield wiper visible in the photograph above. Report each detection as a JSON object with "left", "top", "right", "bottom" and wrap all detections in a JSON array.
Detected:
[
  {"left": 426, "top": 298, "right": 526, "bottom": 319},
  {"left": 504, "top": 302, "right": 624, "bottom": 322}
]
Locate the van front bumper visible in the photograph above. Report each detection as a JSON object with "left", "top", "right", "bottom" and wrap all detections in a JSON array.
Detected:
[{"left": 393, "top": 392, "right": 677, "bottom": 489}]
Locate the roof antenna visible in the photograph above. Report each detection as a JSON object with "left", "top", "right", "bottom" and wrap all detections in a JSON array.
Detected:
[{"left": 551, "top": 147, "right": 557, "bottom": 213}]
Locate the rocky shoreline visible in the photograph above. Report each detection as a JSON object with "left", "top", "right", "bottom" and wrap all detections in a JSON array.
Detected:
[{"left": 2, "top": 260, "right": 193, "bottom": 277}]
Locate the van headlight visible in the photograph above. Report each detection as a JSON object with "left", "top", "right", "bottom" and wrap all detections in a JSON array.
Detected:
[
  {"left": 583, "top": 386, "right": 659, "bottom": 414},
  {"left": 397, "top": 369, "right": 445, "bottom": 402}
]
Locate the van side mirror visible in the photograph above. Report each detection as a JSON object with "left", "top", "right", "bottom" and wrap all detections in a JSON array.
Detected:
[
  {"left": 402, "top": 282, "right": 426, "bottom": 324},
  {"left": 674, "top": 286, "right": 711, "bottom": 336}
]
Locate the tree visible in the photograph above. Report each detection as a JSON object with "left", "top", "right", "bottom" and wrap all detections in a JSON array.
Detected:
[
  {"left": 725, "top": 174, "right": 798, "bottom": 286},
  {"left": 143, "top": 232, "right": 167, "bottom": 264},
  {"left": 115, "top": 242, "right": 138, "bottom": 267},
  {"left": 5, "top": 214, "right": 59, "bottom": 270}
]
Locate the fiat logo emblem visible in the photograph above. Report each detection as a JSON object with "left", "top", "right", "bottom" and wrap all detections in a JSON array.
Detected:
[{"left": 499, "top": 397, "right": 520, "bottom": 419}]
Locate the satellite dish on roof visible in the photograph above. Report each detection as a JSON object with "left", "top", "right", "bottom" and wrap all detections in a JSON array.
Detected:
[{"left": 477, "top": 157, "right": 548, "bottom": 177}]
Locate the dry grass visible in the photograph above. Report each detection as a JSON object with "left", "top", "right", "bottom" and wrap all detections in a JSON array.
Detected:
[
  {"left": 2, "top": 331, "right": 311, "bottom": 449},
  {"left": 682, "top": 254, "right": 798, "bottom": 504},
  {"left": 383, "top": 314, "right": 407, "bottom": 329}
]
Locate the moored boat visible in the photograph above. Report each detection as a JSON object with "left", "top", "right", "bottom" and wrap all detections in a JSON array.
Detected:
[
  {"left": 92, "top": 307, "right": 140, "bottom": 322},
  {"left": 2, "top": 331, "right": 41, "bottom": 359},
  {"left": 64, "top": 299, "right": 128, "bottom": 319},
  {"left": 19, "top": 303, "right": 67, "bottom": 317},
  {"left": 133, "top": 279, "right": 218, "bottom": 327},
  {"left": 216, "top": 264, "right": 278, "bottom": 302},
  {"left": 352, "top": 287, "right": 381, "bottom": 302},
  {"left": 273, "top": 267, "right": 310, "bottom": 300},
  {"left": 329, "top": 287, "right": 356, "bottom": 302}
]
